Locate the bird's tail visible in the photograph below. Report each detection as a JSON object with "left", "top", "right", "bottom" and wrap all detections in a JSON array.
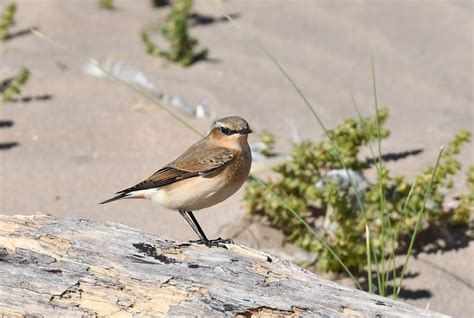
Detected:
[{"left": 98, "top": 192, "right": 130, "bottom": 205}]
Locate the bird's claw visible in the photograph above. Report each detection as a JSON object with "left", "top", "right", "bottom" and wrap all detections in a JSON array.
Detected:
[{"left": 189, "top": 237, "right": 233, "bottom": 248}]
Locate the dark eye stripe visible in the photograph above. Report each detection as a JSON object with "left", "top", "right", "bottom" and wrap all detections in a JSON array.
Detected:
[{"left": 219, "top": 127, "right": 234, "bottom": 135}]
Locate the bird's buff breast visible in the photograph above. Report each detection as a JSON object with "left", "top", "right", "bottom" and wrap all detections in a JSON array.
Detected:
[{"left": 148, "top": 154, "right": 251, "bottom": 211}]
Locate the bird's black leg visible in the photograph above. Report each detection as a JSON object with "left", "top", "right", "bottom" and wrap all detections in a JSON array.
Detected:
[
  {"left": 187, "top": 211, "right": 234, "bottom": 247},
  {"left": 179, "top": 209, "right": 209, "bottom": 244},
  {"left": 178, "top": 210, "right": 232, "bottom": 248},
  {"left": 185, "top": 211, "right": 210, "bottom": 242}
]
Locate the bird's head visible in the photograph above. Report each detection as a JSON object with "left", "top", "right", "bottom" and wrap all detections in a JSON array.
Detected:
[{"left": 208, "top": 116, "right": 252, "bottom": 147}]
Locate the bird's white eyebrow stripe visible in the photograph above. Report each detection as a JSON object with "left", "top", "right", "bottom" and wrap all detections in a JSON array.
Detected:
[{"left": 215, "top": 122, "right": 241, "bottom": 132}]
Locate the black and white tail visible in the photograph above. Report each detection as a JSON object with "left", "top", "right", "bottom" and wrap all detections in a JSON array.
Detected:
[{"left": 98, "top": 192, "right": 131, "bottom": 205}]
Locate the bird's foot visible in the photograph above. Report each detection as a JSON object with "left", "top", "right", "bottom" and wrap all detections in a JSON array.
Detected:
[
  {"left": 215, "top": 237, "right": 234, "bottom": 244},
  {"left": 189, "top": 237, "right": 233, "bottom": 249}
]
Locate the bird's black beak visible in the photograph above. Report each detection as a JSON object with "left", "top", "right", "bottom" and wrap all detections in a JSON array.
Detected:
[{"left": 240, "top": 128, "right": 253, "bottom": 135}]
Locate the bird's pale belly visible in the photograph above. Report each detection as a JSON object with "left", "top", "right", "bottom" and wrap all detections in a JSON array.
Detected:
[{"left": 156, "top": 175, "right": 244, "bottom": 210}]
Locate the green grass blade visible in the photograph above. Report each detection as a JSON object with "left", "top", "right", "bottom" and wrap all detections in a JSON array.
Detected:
[
  {"left": 365, "top": 224, "right": 373, "bottom": 294},
  {"left": 213, "top": 6, "right": 368, "bottom": 214},
  {"left": 349, "top": 92, "right": 384, "bottom": 294},
  {"left": 31, "top": 30, "right": 204, "bottom": 138},
  {"left": 396, "top": 146, "right": 444, "bottom": 297},
  {"left": 370, "top": 59, "right": 390, "bottom": 296},
  {"left": 390, "top": 177, "right": 418, "bottom": 298},
  {"left": 371, "top": 58, "right": 384, "bottom": 166},
  {"left": 212, "top": 8, "right": 324, "bottom": 131}
]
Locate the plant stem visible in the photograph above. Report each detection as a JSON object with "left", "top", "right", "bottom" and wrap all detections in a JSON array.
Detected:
[
  {"left": 365, "top": 224, "right": 373, "bottom": 293},
  {"left": 390, "top": 177, "right": 418, "bottom": 298},
  {"left": 371, "top": 59, "right": 389, "bottom": 296},
  {"left": 349, "top": 92, "right": 384, "bottom": 294}
]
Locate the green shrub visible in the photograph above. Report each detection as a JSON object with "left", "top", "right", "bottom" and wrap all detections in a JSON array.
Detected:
[
  {"left": 141, "top": 0, "right": 208, "bottom": 66},
  {"left": 1, "top": 67, "right": 30, "bottom": 102},
  {"left": 0, "top": 2, "right": 16, "bottom": 41},
  {"left": 452, "top": 163, "right": 474, "bottom": 224},
  {"left": 244, "top": 110, "right": 472, "bottom": 272}
]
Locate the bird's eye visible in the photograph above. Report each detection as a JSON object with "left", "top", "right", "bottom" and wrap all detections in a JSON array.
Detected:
[{"left": 220, "top": 127, "right": 232, "bottom": 135}]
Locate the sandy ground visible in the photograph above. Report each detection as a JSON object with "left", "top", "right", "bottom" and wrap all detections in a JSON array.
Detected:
[{"left": 0, "top": 0, "right": 472, "bottom": 316}]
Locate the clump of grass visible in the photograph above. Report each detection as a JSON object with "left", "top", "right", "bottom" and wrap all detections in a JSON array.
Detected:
[
  {"left": 0, "top": 2, "right": 16, "bottom": 41},
  {"left": 98, "top": 0, "right": 114, "bottom": 10},
  {"left": 1, "top": 67, "right": 30, "bottom": 102},
  {"left": 245, "top": 113, "right": 471, "bottom": 275},
  {"left": 141, "top": 0, "right": 208, "bottom": 66}
]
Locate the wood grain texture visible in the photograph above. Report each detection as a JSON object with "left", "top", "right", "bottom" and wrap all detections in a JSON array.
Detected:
[{"left": 0, "top": 213, "right": 448, "bottom": 317}]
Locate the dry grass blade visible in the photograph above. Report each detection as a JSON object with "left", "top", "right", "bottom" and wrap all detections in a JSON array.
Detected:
[{"left": 31, "top": 30, "right": 204, "bottom": 138}]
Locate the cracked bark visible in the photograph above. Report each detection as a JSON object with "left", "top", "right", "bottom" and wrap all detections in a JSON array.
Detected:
[{"left": 0, "top": 213, "right": 448, "bottom": 317}]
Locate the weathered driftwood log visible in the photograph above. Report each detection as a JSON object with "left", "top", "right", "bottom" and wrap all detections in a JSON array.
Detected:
[{"left": 0, "top": 213, "right": 447, "bottom": 317}]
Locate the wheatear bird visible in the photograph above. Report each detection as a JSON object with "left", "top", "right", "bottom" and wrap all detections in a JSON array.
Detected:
[{"left": 100, "top": 116, "right": 252, "bottom": 247}]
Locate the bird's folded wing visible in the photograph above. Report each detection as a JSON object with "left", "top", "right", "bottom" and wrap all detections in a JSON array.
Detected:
[
  {"left": 169, "top": 147, "right": 235, "bottom": 175},
  {"left": 116, "top": 147, "right": 234, "bottom": 194}
]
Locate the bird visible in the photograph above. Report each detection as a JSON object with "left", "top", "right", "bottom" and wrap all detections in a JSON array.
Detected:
[{"left": 100, "top": 116, "right": 252, "bottom": 248}]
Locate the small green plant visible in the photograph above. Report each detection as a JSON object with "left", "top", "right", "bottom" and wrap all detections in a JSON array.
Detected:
[
  {"left": 0, "top": 2, "right": 16, "bottom": 41},
  {"left": 259, "top": 129, "right": 275, "bottom": 156},
  {"left": 244, "top": 111, "right": 472, "bottom": 274},
  {"left": 453, "top": 166, "right": 474, "bottom": 223},
  {"left": 141, "top": 0, "right": 208, "bottom": 66},
  {"left": 1, "top": 67, "right": 30, "bottom": 102},
  {"left": 98, "top": 0, "right": 114, "bottom": 10}
]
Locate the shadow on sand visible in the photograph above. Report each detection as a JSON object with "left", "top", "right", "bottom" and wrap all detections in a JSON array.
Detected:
[
  {"left": 365, "top": 148, "right": 424, "bottom": 166},
  {"left": 356, "top": 225, "right": 474, "bottom": 300},
  {"left": 5, "top": 26, "right": 39, "bottom": 41},
  {"left": 190, "top": 13, "right": 240, "bottom": 27},
  {"left": 358, "top": 264, "right": 432, "bottom": 300},
  {"left": 0, "top": 120, "right": 18, "bottom": 151},
  {"left": 7, "top": 94, "right": 53, "bottom": 103}
]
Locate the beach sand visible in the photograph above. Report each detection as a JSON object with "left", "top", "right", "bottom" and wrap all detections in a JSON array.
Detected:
[{"left": 1, "top": 0, "right": 472, "bottom": 315}]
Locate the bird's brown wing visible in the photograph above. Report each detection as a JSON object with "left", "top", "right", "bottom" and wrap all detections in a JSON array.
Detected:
[{"left": 115, "top": 147, "right": 235, "bottom": 194}]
